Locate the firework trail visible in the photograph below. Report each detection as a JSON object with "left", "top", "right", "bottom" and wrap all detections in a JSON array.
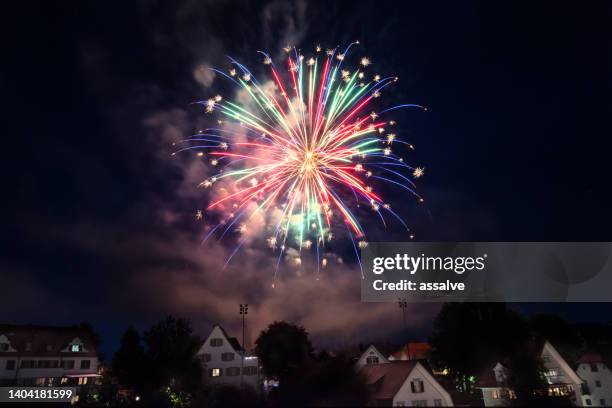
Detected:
[{"left": 176, "top": 42, "right": 427, "bottom": 280}]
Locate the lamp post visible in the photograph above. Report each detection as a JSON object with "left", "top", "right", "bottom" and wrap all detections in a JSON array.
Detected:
[
  {"left": 239, "top": 303, "right": 248, "bottom": 387},
  {"left": 398, "top": 298, "right": 407, "bottom": 328}
]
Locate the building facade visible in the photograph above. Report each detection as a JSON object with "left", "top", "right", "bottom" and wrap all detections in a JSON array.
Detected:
[
  {"left": 355, "top": 345, "right": 389, "bottom": 371},
  {"left": 477, "top": 341, "right": 584, "bottom": 406},
  {"left": 0, "top": 324, "right": 100, "bottom": 402},
  {"left": 195, "top": 324, "right": 260, "bottom": 390},
  {"left": 576, "top": 352, "right": 612, "bottom": 407},
  {"left": 361, "top": 360, "right": 454, "bottom": 407}
]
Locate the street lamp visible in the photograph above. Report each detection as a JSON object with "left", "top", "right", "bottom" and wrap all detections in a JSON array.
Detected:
[
  {"left": 239, "top": 303, "right": 248, "bottom": 387},
  {"left": 398, "top": 298, "right": 407, "bottom": 328}
]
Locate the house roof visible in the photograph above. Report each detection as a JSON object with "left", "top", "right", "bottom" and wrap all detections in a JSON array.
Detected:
[
  {"left": 475, "top": 364, "right": 503, "bottom": 388},
  {"left": 360, "top": 361, "right": 419, "bottom": 400},
  {"left": 0, "top": 324, "right": 98, "bottom": 357},
  {"left": 211, "top": 324, "right": 244, "bottom": 353},
  {"left": 389, "top": 342, "right": 432, "bottom": 361},
  {"left": 577, "top": 350, "right": 612, "bottom": 368}
]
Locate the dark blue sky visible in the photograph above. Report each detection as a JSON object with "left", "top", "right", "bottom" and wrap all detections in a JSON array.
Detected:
[{"left": 2, "top": 1, "right": 610, "bottom": 358}]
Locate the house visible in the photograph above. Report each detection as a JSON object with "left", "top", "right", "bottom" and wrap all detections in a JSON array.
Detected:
[
  {"left": 0, "top": 324, "right": 100, "bottom": 402},
  {"left": 389, "top": 342, "right": 432, "bottom": 362},
  {"left": 356, "top": 345, "right": 390, "bottom": 371},
  {"left": 476, "top": 340, "right": 584, "bottom": 406},
  {"left": 195, "top": 324, "right": 260, "bottom": 390},
  {"left": 360, "top": 360, "right": 454, "bottom": 406},
  {"left": 576, "top": 351, "right": 612, "bottom": 407}
]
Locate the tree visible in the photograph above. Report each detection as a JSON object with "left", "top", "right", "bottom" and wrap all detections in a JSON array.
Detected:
[
  {"left": 143, "top": 316, "right": 202, "bottom": 393},
  {"left": 254, "top": 321, "right": 313, "bottom": 384},
  {"left": 112, "top": 326, "right": 147, "bottom": 393},
  {"left": 529, "top": 315, "right": 584, "bottom": 363},
  {"left": 429, "top": 303, "right": 529, "bottom": 391}
]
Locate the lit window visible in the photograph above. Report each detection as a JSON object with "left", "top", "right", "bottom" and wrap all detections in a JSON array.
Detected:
[
  {"left": 71, "top": 344, "right": 81, "bottom": 352},
  {"left": 210, "top": 338, "right": 223, "bottom": 347},
  {"left": 492, "top": 390, "right": 501, "bottom": 399},
  {"left": 35, "top": 378, "right": 45, "bottom": 386},
  {"left": 366, "top": 356, "right": 380, "bottom": 364},
  {"left": 78, "top": 377, "right": 88, "bottom": 385},
  {"left": 60, "top": 377, "right": 68, "bottom": 385},
  {"left": 210, "top": 368, "right": 221, "bottom": 377}
]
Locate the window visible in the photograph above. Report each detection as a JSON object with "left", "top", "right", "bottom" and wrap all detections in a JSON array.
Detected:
[
  {"left": 35, "top": 378, "right": 46, "bottom": 386},
  {"left": 78, "top": 377, "right": 88, "bottom": 385},
  {"left": 25, "top": 343, "right": 32, "bottom": 351},
  {"left": 412, "top": 400, "right": 427, "bottom": 407},
  {"left": 71, "top": 344, "right": 81, "bottom": 352},
  {"left": 226, "top": 367, "right": 240, "bottom": 376},
  {"left": 366, "top": 356, "right": 380, "bottom": 364},
  {"left": 585, "top": 398, "right": 591, "bottom": 406},
  {"left": 60, "top": 377, "right": 68, "bottom": 385},
  {"left": 210, "top": 338, "right": 223, "bottom": 347},
  {"left": 492, "top": 389, "right": 501, "bottom": 399},
  {"left": 410, "top": 379, "right": 425, "bottom": 393},
  {"left": 221, "top": 352, "right": 235, "bottom": 361},
  {"left": 61, "top": 360, "right": 75, "bottom": 369},
  {"left": 590, "top": 363, "right": 598, "bottom": 372},
  {"left": 600, "top": 400, "right": 605, "bottom": 406},
  {"left": 210, "top": 368, "right": 221, "bottom": 377},
  {"left": 434, "top": 399, "right": 442, "bottom": 407},
  {"left": 595, "top": 380, "right": 601, "bottom": 387},
  {"left": 243, "top": 366, "right": 258, "bottom": 375},
  {"left": 35, "top": 360, "right": 58, "bottom": 369},
  {"left": 0, "top": 343, "right": 9, "bottom": 351},
  {"left": 5, "top": 360, "right": 15, "bottom": 370},
  {"left": 46, "top": 345, "right": 53, "bottom": 351},
  {"left": 394, "top": 402, "right": 405, "bottom": 407},
  {"left": 80, "top": 360, "right": 91, "bottom": 369},
  {"left": 199, "top": 353, "right": 211, "bottom": 363},
  {"left": 20, "top": 360, "right": 35, "bottom": 368}
]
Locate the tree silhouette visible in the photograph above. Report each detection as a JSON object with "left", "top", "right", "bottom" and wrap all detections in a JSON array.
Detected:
[{"left": 254, "top": 321, "right": 313, "bottom": 384}]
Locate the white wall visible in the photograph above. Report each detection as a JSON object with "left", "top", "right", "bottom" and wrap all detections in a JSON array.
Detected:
[
  {"left": 355, "top": 345, "right": 388, "bottom": 371},
  {"left": 196, "top": 326, "right": 259, "bottom": 390},
  {"left": 0, "top": 356, "right": 98, "bottom": 383},
  {"left": 577, "top": 362, "right": 612, "bottom": 407},
  {"left": 392, "top": 363, "right": 453, "bottom": 407}
]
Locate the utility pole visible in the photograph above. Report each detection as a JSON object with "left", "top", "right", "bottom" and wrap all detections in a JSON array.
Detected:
[
  {"left": 239, "top": 303, "right": 248, "bottom": 388},
  {"left": 398, "top": 298, "right": 407, "bottom": 328}
]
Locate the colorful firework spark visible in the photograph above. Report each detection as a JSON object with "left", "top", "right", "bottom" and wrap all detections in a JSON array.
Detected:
[{"left": 176, "top": 42, "right": 427, "bottom": 278}]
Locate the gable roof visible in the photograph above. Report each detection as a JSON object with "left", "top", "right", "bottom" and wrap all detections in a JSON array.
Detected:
[
  {"left": 389, "top": 342, "right": 432, "bottom": 361},
  {"left": 0, "top": 324, "right": 98, "bottom": 357},
  {"left": 360, "top": 361, "right": 419, "bottom": 400},
  {"left": 205, "top": 324, "right": 244, "bottom": 353}
]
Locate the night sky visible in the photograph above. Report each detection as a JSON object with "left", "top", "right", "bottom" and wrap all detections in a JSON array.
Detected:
[{"left": 3, "top": 1, "right": 611, "bottom": 359}]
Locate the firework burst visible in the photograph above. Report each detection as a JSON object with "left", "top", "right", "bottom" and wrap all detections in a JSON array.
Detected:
[{"left": 177, "top": 42, "right": 427, "bottom": 279}]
